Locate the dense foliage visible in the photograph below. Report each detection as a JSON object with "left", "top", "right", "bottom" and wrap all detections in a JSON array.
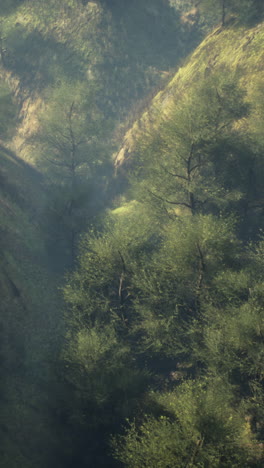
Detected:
[
  {"left": 62, "top": 59, "right": 264, "bottom": 468},
  {"left": 0, "top": 1, "right": 264, "bottom": 467}
]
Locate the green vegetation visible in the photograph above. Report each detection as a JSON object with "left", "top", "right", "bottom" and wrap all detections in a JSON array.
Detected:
[
  {"left": 29, "top": 81, "right": 112, "bottom": 265},
  {"left": 0, "top": 1, "right": 264, "bottom": 467},
  {"left": 198, "top": 0, "right": 264, "bottom": 26},
  {"left": 0, "top": 81, "right": 16, "bottom": 139},
  {"left": 62, "top": 19, "right": 264, "bottom": 468}
]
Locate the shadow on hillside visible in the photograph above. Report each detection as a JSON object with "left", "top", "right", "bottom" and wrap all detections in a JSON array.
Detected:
[
  {"left": 102, "top": 0, "right": 190, "bottom": 68},
  {"left": 3, "top": 27, "right": 86, "bottom": 91},
  {"left": 0, "top": 143, "right": 44, "bottom": 213},
  {"left": 0, "top": 143, "right": 42, "bottom": 181}
]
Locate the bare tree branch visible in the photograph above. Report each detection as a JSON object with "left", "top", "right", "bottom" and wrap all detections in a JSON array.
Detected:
[{"left": 147, "top": 189, "right": 192, "bottom": 210}]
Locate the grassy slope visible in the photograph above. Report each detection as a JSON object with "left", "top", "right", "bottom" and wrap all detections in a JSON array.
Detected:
[
  {"left": 0, "top": 0, "right": 199, "bottom": 153},
  {"left": 0, "top": 144, "right": 65, "bottom": 467},
  {"left": 114, "top": 21, "right": 264, "bottom": 169},
  {"left": 4, "top": 2, "right": 259, "bottom": 467},
  {"left": 0, "top": 2, "right": 203, "bottom": 466}
]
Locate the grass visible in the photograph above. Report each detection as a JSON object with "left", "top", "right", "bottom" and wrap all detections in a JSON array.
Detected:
[{"left": 114, "top": 21, "right": 264, "bottom": 167}]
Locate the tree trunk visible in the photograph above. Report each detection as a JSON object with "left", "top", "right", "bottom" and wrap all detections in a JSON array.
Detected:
[{"left": 222, "top": 0, "right": 226, "bottom": 26}]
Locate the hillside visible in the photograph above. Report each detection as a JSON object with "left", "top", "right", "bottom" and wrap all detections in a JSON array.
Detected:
[
  {"left": 0, "top": 1, "right": 203, "bottom": 467},
  {"left": 115, "top": 20, "right": 264, "bottom": 169},
  {"left": 0, "top": 143, "right": 65, "bottom": 467},
  {"left": 0, "top": 0, "right": 201, "bottom": 153},
  {"left": 0, "top": 1, "right": 264, "bottom": 467}
]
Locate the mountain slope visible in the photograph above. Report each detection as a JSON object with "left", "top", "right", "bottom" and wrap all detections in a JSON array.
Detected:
[
  {"left": 0, "top": 2, "right": 203, "bottom": 467},
  {"left": 0, "top": 143, "right": 65, "bottom": 467},
  {"left": 0, "top": 0, "right": 202, "bottom": 154},
  {"left": 0, "top": 2, "right": 263, "bottom": 467},
  {"left": 114, "top": 21, "right": 264, "bottom": 169}
]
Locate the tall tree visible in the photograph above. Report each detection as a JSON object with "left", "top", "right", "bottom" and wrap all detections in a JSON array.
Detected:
[
  {"left": 32, "top": 81, "right": 111, "bottom": 265},
  {"left": 131, "top": 72, "right": 248, "bottom": 218},
  {"left": 61, "top": 203, "right": 157, "bottom": 465}
]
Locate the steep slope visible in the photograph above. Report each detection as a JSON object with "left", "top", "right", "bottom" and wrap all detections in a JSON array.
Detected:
[
  {"left": 0, "top": 2, "right": 204, "bottom": 467},
  {"left": 1, "top": 2, "right": 263, "bottom": 467},
  {"left": 114, "top": 21, "right": 264, "bottom": 169},
  {"left": 0, "top": 0, "right": 202, "bottom": 154},
  {"left": 0, "top": 143, "right": 65, "bottom": 467}
]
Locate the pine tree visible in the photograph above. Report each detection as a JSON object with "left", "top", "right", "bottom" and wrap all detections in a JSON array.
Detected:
[
  {"left": 31, "top": 81, "right": 110, "bottom": 265},
  {"left": 131, "top": 71, "right": 248, "bottom": 218}
]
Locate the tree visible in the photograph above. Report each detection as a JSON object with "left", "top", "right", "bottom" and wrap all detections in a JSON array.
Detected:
[
  {"left": 57, "top": 49, "right": 264, "bottom": 468},
  {"left": 132, "top": 71, "right": 248, "bottom": 218},
  {"left": 197, "top": 0, "right": 263, "bottom": 26},
  {"left": 61, "top": 203, "right": 157, "bottom": 465},
  {"left": 130, "top": 213, "right": 241, "bottom": 365},
  {"left": 113, "top": 378, "right": 257, "bottom": 467},
  {"left": 32, "top": 81, "right": 110, "bottom": 265},
  {"left": 195, "top": 0, "right": 230, "bottom": 26},
  {"left": 63, "top": 201, "right": 158, "bottom": 330}
]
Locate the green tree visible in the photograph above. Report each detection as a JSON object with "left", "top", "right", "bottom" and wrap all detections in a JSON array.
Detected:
[
  {"left": 197, "top": 0, "right": 263, "bottom": 26},
  {"left": 62, "top": 204, "right": 157, "bottom": 464},
  {"left": 132, "top": 72, "right": 248, "bottom": 218},
  {"left": 187, "top": 237, "right": 264, "bottom": 449},
  {"left": 113, "top": 378, "right": 257, "bottom": 467},
  {"left": 63, "top": 200, "right": 159, "bottom": 336},
  {"left": 203, "top": 0, "right": 228, "bottom": 26},
  {"left": 130, "top": 213, "right": 240, "bottom": 365},
  {"left": 32, "top": 81, "right": 110, "bottom": 265}
]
